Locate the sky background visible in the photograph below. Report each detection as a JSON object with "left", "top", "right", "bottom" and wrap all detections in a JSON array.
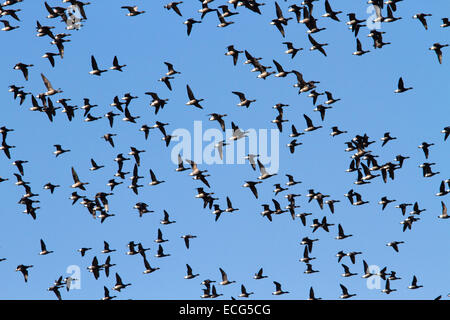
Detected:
[{"left": 0, "top": 0, "right": 448, "bottom": 300}]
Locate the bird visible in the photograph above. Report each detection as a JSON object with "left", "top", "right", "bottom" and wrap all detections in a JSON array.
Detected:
[
  {"left": 181, "top": 234, "right": 197, "bottom": 249},
  {"left": 386, "top": 241, "right": 404, "bottom": 252},
  {"left": 395, "top": 77, "right": 413, "bottom": 93},
  {"left": 13, "top": 63, "right": 33, "bottom": 81},
  {"left": 164, "top": 2, "right": 183, "bottom": 16},
  {"left": 429, "top": 43, "right": 448, "bottom": 64},
  {"left": 121, "top": 6, "right": 145, "bottom": 16},
  {"left": 184, "top": 18, "right": 201, "bottom": 36},
  {"left": 110, "top": 56, "right": 127, "bottom": 71},
  {"left": 413, "top": 13, "right": 432, "bottom": 30},
  {"left": 339, "top": 284, "right": 356, "bottom": 299},
  {"left": 89, "top": 55, "right": 107, "bottom": 76},
  {"left": 184, "top": 264, "right": 199, "bottom": 279},
  {"left": 219, "top": 268, "right": 235, "bottom": 285},
  {"left": 408, "top": 275, "right": 423, "bottom": 289},
  {"left": 272, "top": 281, "right": 289, "bottom": 295},
  {"left": 186, "top": 84, "right": 204, "bottom": 109},
  {"left": 112, "top": 273, "right": 131, "bottom": 292}
]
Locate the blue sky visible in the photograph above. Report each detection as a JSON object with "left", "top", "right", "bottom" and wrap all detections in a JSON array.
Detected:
[{"left": 0, "top": 0, "right": 448, "bottom": 300}]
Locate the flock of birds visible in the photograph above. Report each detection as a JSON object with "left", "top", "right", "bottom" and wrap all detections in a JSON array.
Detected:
[{"left": 0, "top": 0, "right": 449, "bottom": 300}]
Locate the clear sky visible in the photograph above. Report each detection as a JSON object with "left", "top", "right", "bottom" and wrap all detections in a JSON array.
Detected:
[{"left": 0, "top": 0, "right": 448, "bottom": 300}]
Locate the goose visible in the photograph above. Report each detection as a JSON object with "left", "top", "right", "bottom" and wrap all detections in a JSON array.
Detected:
[
  {"left": 128, "top": 147, "right": 145, "bottom": 166},
  {"left": 301, "top": 237, "right": 318, "bottom": 253},
  {"left": 272, "top": 114, "right": 288, "bottom": 132},
  {"left": 282, "top": 41, "right": 302, "bottom": 58},
  {"left": 380, "top": 132, "right": 397, "bottom": 146},
  {"left": 230, "top": 122, "right": 248, "bottom": 140},
  {"left": 341, "top": 264, "right": 357, "bottom": 277},
  {"left": 87, "top": 256, "right": 103, "bottom": 280},
  {"left": 218, "top": 5, "right": 238, "bottom": 18},
  {"left": 410, "top": 202, "right": 426, "bottom": 215},
  {"left": 104, "top": 111, "right": 120, "bottom": 128},
  {"left": 429, "top": 43, "right": 448, "bottom": 64},
  {"left": 303, "top": 114, "right": 322, "bottom": 132},
  {"left": 101, "top": 241, "right": 116, "bottom": 254},
  {"left": 285, "top": 174, "right": 300, "bottom": 186},
  {"left": 181, "top": 234, "right": 197, "bottom": 249},
  {"left": 216, "top": 10, "right": 234, "bottom": 27},
  {"left": 122, "top": 106, "right": 140, "bottom": 123},
  {"left": 308, "top": 287, "right": 321, "bottom": 300},
  {"left": 388, "top": 271, "right": 401, "bottom": 281},
  {"left": 102, "top": 286, "right": 116, "bottom": 300},
  {"left": 110, "top": 56, "right": 126, "bottom": 71},
  {"left": 208, "top": 113, "right": 227, "bottom": 132},
  {"left": 339, "top": 284, "right": 356, "bottom": 299},
  {"left": 336, "top": 251, "right": 346, "bottom": 263},
  {"left": 155, "top": 229, "right": 168, "bottom": 244},
  {"left": 184, "top": 18, "right": 201, "bottom": 36},
  {"left": 0, "top": 141, "right": 15, "bottom": 159},
  {"left": 219, "top": 268, "right": 235, "bottom": 285},
  {"left": 421, "top": 163, "right": 440, "bottom": 178},
  {"left": 160, "top": 210, "right": 176, "bottom": 225},
  {"left": 381, "top": 279, "right": 396, "bottom": 294},
  {"left": 288, "top": 4, "right": 302, "bottom": 22},
  {"left": 185, "top": 264, "right": 199, "bottom": 279},
  {"left": 296, "top": 212, "right": 312, "bottom": 226},
  {"left": 261, "top": 204, "right": 274, "bottom": 222},
  {"left": 331, "top": 126, "right": 347, "bottom": 137},
  {"left": 272, "top": 281, "right": 289, "bottom": 295},
  {"left": 273, "top": 59, "right": 291, "bottom": 77},
  {"left": 53, "top": 144, "right": 70, "bottom": 157},
  {"left": 413, "top": 13, "right": 432, "bottom": 30},
  {"left": 300, "top": 246, "right": 316, "bottom": 263},
  {"left": 253, "top": 268, "right": 268, "bottom": 279},
  {"left": 0, "top": 19, "right": 19, "bottom": 31},
  {"left": 395, "top": 77, "right": 413, "bottom": 93},
  {"left": 270, "top": 19, "right": 286, "bottom": 37},
  {"left": 70, "top": 167, "right": 89, "bottom": 191},
  {"left": 346, "top": 13, "right": 365, "bottom": 26},
  {"left": 200, "top": 288, "right": 211, "bottom": 299},
  {"left": 243, "top": 181, "right": 262, "bottom": 198},
  {"left": 379, "top": 196, "right": 396, "bottom": 210},
  {"left": 257, "top": 159, "right": 276, "bottom": 180},
  {"left": 112, "top": 273, "right": 131, "bottom": 292},
  {"left": 408, "top": 275, "right": 423, "bottom": 289},
  {"left": 77, "top": 247, "right": 92, "bottom": 257},
  {"left": 239, "top": 285, "right": 254, "bottom": 298},
  {"left": 441, "top": 18, "right": 450, "bottom": 28},
  {"left": 121, "top": 6, "right": 145, "bottom": 16},
  {"left": 42, "top": 52, "right": 60, "bottom": 67},
  {"left": 81, "top": 98, "right": 98, "bottom": 116},
  {"left": 210, "top": 285, "right": 223, "bottom": 298},
  {"left": 89, "top": 55, "right": 107, "bottom": 76},
  {"left": 102, "top": 256, "right": 116, "bottom": 277},
  {"left": 353, "top": 38, "right": 370, "bottom": 56},
  {"left": 186, "top": 84, "right": 204, "bottom": 109},
  {"left": 395, "top": 203, "right": 412, "bottom": 216},
  {"left": 110, "top": 96, "right": 125, "bottom": 112},
  {"left": 121, "top": 92, "right": 138, "bottom": 107},
  {"left": 371, "top": 30, "right": 391, "bottom": 48},
  {"left": 212, "top": 204, "right": 224, "bottom": 221},
  {"left": 322, "top": 0, "right": 341, "bottom": 21},
  {"left": 313, "top": 104, "right": 332, "bottom": 121},
  {"left": 243, "top": 154, "right": 259, "bottom": 170},
  {"left": 225, "top": 197, "right": 239, "bottom": 213},
  {"left": 137, "top": 243, "right": 150, "bottom": 257},
  {"left": 256, "top": 65, "right": 275, "bottom": 79},
  {"left": 347, "top": 251, "right": 362, "bottom": 264},
  {"left": 164, "top": 2, "right": 183, "bottom": 17},
  {"left": 155, "top": 244, "right": 170, "bottom": 257},
  {"left": 198, "top": 2, "right": 216, "bottom": 19},
  {"left": 272, "top": 199, "right": 287, "bottom": 215},
  {"left": 401, "top": 215, "right": 420, "bottom": 232},
  {"left": 232, "top": 91, "right": 256, "bottom": 108},
  {"left": 143, "top": 257, "right": 160, "bottom": 274},
  {"left": 39, "top": 239, "right": 53, "bottom": 255},
  {"left": 289, "top": 125, "right": 304, "bottom": 138},
  {"left": 438, "top": 201, "right": 448, "bottom": 219},
  {"left": 225, "top": 45, "right": 243, "bottom": 66},
  {"left": 308, "top": 34, "right": 328, "bottom": 56},
  {"left": 13, "top": 63, "right": 33, "bottom": 81},
  {"left": 304, "top": 263, "right": 319, "bottom": 274},
  {"left": 158, "top": 76, "right": 175, "bottom": 91},
  {"left": 126, "top": 241, "right": 138, "bottom": 255},
  {"left": 107, "top": 179, "right": 122, "bottom": 191},
  {"left": 383, "top": 5, "right": 401, "bottom": 23},
  {"left": 441, "top": 126, "right": 450, "bottom": 141},
  {"left": 353, "top": 192, "right": 369, "bottom": 206},
  {"left": 134, "top": 202, "right": 153, "bottom": 217},
  {"left": 43, "top": 182, "right": 60, "bottom": 194},
  {"left": 386, "top": 241, "right": 404, "bottom": 252},
  {"left": 418, "top": 142, "right": 434, "bottom": 159},
  {"left": 336, "top": 224, "right": 352, "bottom": 239}
]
